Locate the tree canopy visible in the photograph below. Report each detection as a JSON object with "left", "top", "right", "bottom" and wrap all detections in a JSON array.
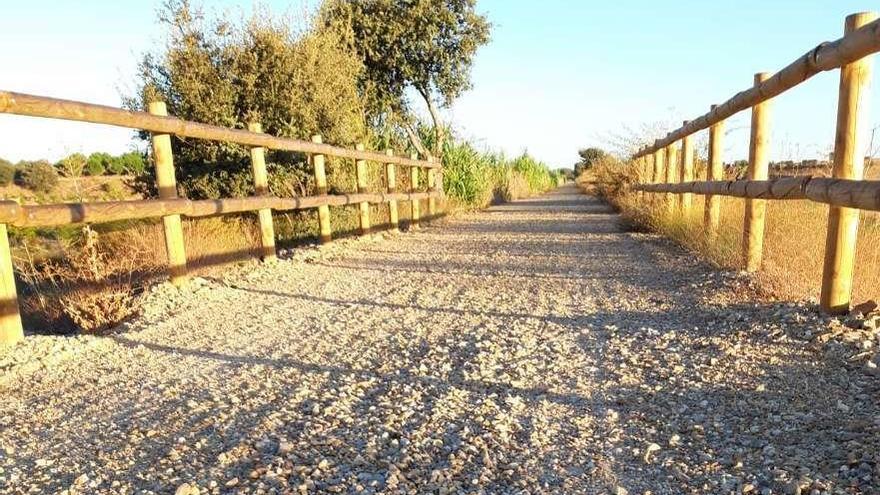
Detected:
[
  {"left": 575, "top": 148, "right": 609, "bottom": 176},
  {"left": 321, "top": 0, "right": 491, "bottom": 157}
]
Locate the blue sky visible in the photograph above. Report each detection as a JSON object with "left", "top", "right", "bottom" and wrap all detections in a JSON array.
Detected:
[{"left": 1, "top": 0, "right": 878, "bottom": 168}]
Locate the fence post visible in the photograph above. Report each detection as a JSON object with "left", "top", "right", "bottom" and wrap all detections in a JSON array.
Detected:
[
  {"left": 410, "top": 152, "right": 421, "bottom": 229},
  {"left": 636, "top": 150, "right": 645, "bottom": 204},
  {"left": 0, "top": 223, "right": 23, "bottom": 347},
  {"left": 427, "top": 157, "right": 437, "bottom": 218},
  {"left": 820, "top": 12, "right": 878, "bottom": 313},
  {"left": 652, "top": 146, "right": 665, "bottom": 184},
  {"left": 355, "top": 143, "right": 371, "bottom": 235},
  {"left": 148, "top": 101, "right": 188, "bottom": 286},
  {"left": 311, "top": 135, "right": 332, "bottom": 243},
  {"left": 743, "top": 72, "right": 772, "bottom": 272},
  {"left": 248, "top": 122, "right": 276, "bottom": 262},
  {"left": 706, "top": 104, "right": 724, "bottom": 237},
  {"left": 665, "top": 143, "right": 678, "bottom": 213},
  {"left": 385, "top": 149, "right": 399, "bottom": 231},
  {"left": 680, "top": 122, "right": 694, "bottom": 216}
]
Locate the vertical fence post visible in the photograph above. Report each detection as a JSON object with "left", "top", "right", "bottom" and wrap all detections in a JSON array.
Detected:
[
  {"left": 248, "top": 122, "right": 276, "bottom": 262},
  {"left": 311, "top": 135, "right": 332, "bottom": 243},
  {"left": 665, "top": 143, "right": 678, "bottom": 213},
  {"left": 385, "top": 149, "right": 399, "bottom": 231},
  {"left": 355, "top": 143, "right": 371, "bottom": 235},
  {"left": 427, "top": 158, "right": 437, "bottom": 218},
  {"left": 636, "top": 150, "right": 645, "bottom": 204},
  {"left": 148, "top": 101, "right": 188, "bottom": 286},
  {"left": 820, "top": 12, "right": 878, "bottom": 313},
  {"left": 0, "top": 223, "right": 23, "bottom": 347},
  {"left": 743, "top": 72, "right": 772, "bottom": 272},
  {"left": 410, "top": 153, "right": 421, "bottom": 229},
  {"left": 652, "top": 146, "right": 665, "bottom": 184},
  {"left": 680, "top": 123, "right": 694, "bottom": 217},
  {"left": 706, "top": 104, "right": 725, "bottom": 237}
]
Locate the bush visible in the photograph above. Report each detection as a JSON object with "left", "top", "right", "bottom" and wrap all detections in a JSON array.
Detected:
[
  {"left": 86, "top": 152, "right": 111, "bottom": 176},
  {"left": 129, "top": 3, "right": 368, "bottom": 199},
  {"left": 57, "top": 153, "right": 87, "bottom": 178},
  {"left": 107, "top": 156, "right": 126, "bottom": 175},
  {"left": 119, "top": 152, "right": 146, "bottom": 175},
  {"left": 19, "top": 160, "right": 59, "bottom": 193},
  {"left": 0, "top": 159, "right": 15, "bottom": 186}
]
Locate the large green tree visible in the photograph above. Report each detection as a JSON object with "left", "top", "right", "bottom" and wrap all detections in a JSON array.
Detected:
[{"left": 321, "top": 0, "right": 491, "bottom": 158}]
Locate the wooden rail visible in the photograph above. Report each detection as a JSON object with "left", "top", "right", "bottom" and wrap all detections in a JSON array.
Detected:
[
  {"left": 0, "top": 92, "right": 443, "bottom": 346},
  {"left": 632, "top": 12, "right": 878, "bottom": 315}
]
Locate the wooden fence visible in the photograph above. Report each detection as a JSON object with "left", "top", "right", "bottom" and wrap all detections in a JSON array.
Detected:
[
  {"left": 0, "top": 91, "right": 443, "bottom": 346},
  {"left": 631, "top": 12, "right": 880, "bottom": 315}
]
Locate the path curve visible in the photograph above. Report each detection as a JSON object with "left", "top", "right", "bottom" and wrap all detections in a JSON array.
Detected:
[{"left": 1, "top": 184, "right": 878, "bottom": 494}]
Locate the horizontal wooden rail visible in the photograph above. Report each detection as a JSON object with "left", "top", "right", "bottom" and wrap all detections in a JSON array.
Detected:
[
  {"left": 0, "top": 88, "right": 449, "bottom": 347},
  {"left": 0, "top": 91, "right": 440, "bottom": 169},
  {"left": 633, "top": 16, "right": 880, "bottom": 157},
  {"left": 633, "top": 177, "right": 880, "bottom": 211},
  {"left": 0, "top": 192, "right": 440, "bottom": 228}
]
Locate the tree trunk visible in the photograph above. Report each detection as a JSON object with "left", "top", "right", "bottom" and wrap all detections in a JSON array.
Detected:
[
  {"left": 417, "top": 87, "right": 444, "bottom": 159},
  {"left": 403, "top": 121, "right": 429, "bottom": 158}
]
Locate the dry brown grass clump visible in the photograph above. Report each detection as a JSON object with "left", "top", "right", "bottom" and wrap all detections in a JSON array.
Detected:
[
  {"left": 15, "top": 216, "right": 260, "bottom": 334},
  {"left": 584, "top": 157, "right": 880, "bottom": 305}
]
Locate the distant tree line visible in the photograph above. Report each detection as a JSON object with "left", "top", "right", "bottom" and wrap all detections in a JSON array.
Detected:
[{"left": 0, "top": 151, "right": 146, "bottom": 193}]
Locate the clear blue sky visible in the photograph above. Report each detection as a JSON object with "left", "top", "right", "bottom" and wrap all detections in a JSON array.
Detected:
[{"left": 1, "top": 0, "right": 878, "bottom": 168}]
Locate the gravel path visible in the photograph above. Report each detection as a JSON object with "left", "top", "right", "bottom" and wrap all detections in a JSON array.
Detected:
[{"left": 1, "top": 184, "right": 879, "bottom": 495}]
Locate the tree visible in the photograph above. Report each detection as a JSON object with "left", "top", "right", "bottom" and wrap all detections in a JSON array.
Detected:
[
  {"left": 107, "top": 156, "right": 126, "bottom": 175},
  {"left": 58, "top": 153, "right": 87, "bottom": 178},
  {"left": 321, "top": 0, "right": 491, "bottom": 158},
  {"left": 575, "top": 148, "right": 608, "bottom": 176},
  {"left": 128, "top": 0, "right": 368, "bottom": 199}
]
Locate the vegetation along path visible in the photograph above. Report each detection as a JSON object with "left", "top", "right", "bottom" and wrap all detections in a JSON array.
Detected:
[{"left": 2, "top": 184, "right": 879, "bottom": 494}]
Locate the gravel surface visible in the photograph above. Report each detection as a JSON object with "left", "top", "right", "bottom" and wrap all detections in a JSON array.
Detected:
[{"left": 1, "top": 184, "right": 879, "bottom": 495}]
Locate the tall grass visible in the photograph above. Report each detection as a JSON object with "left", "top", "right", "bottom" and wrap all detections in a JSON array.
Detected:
[
  {"left": 442, "top": 140, "right": 561, "bottom": 208},
  {"left": 585, "top": 156, "right": 880, "bottom": 305}
]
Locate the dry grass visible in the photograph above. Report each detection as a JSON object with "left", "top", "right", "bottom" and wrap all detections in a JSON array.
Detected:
[
  {"left": 587, "top": 158, "right": 880, "bottom": 306},
  {"left": 14, "top": 215, "right": 261, "bottom": 334},
  {"left": 12, "top": 196, "right": 449, "bottom": 335}
]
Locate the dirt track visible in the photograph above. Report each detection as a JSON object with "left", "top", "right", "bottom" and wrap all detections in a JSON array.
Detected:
[{"left": 1, "top": 184, "right": 878, "bottom": 494}]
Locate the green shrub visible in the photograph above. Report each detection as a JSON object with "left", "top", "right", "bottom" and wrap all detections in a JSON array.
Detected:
[
  {"left": 101, "top": 181, "right": 126, "bottom": 199},
  {"left": 19, "top": 160, "right": 60, "bottom": 193},
  {"left": 122, "top": 152, "right": 146, "bottom": 175},
  {"left": 86, "top": 152, "right": 112, "bottom": 176},
  {"left": 0, "top": 159, "right": 15, "bottom": 186},
  {"left": 120, "top": 152, "right": 146, "bottom": 175},
  {"left": 107, "top": 156, "right": 126, "bottom": 175}
]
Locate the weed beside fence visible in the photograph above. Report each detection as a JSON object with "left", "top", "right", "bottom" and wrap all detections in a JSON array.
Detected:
[{"left": 585, "top": 157, "right": 880, "bottom": 305}]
